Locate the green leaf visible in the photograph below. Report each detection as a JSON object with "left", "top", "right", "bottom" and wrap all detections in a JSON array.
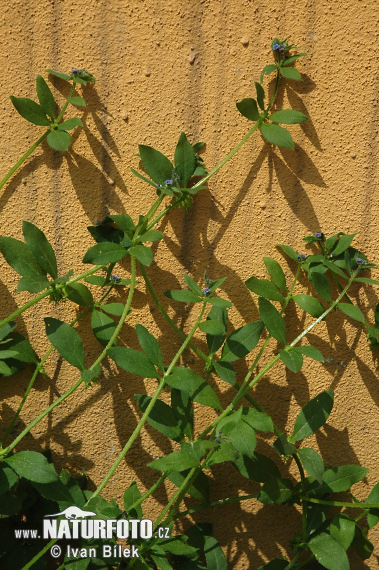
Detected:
[
  {"left": 321, "top": 259, "right": 349, "bottom": 279},
  {"left": 136, "top": 324, "right": 164, "bottom": 371},
  {"left": 57, "top": 117, "right": 83, "bottom": 131},
  {"left": 5, "top": 451, "right": 58, "bottom": 484},
  {"left": 330, "top": 515, "right": 355, "bottom": 551},
  {"left": 233, "top": 451, "right": 280, "bottom": 482},
  {"left": 130, "top": 167, "right": 158, "bottom": 188},
  {"left": 83, "top": 242, "right": 128, "bottom": 264},
  {"left": 206, "top": 306, "right": 228, "bottom": 355},
  {"left": 206, "top": 441, "right": 238, "bottom": 466},
  {"left": 91, "top": 309, "right": 116, "bottom": 347},
  {"left": 22, "top": 221, "right": 58, "bottom": 278},
  {"left": 258, "top": 477, "right": 294, "bottom": 504},
  {"left": 351, "top": 524, "right": 374, "bottom": 560},
  {"left": 255, "top": 82, "right": 265, "bottom": 110},
  {"left": 354, "top": 277, "right": 379, "bottom": 285},
  {"left": 279, "top": 67, "right": 302, "bottom": 81},
  {"left": 108, "top": 346, "right": 158, "bottom": 378},
  {"left": 298, "top": 448, "right": 324, "bottom": 483},
  {"left": 135, "top": 394, "right": 182, "bottom": 441},
  {"left": 45, "top": 317, "right": 85, "bottom": 370},
  {"left": 276, "top": 243, "right": 300, "bottom": 261},
  {"left": 269, "top": 109, "right": 308, "bottom": 124},
  {"left": 10, "top": 96, "right": 51, "bottom": 126},
  {"left": 166, "top": 367, "right": 222, "bottom": 411},
  {"left": 164, "top": 289, "right": 201, "bottom": 303},
  {"left": 65, "top": 282, "right": 94, "bottom": 307},
  {"left": 293, "top": 294, "right": 325, "bottom": 317},
  {"left": 16, "top": 274, "right": 50, "bottom": 293},
  {"left": 298, "top": 345, "right": 324, "bottom": 362},
  {"left": 236, "top": 98, "right": 260, "bottom": 121},
  {"left": 81, "top": 365, "right": 101, "bottom": 387},
  {"left": 337, "top": 303, "right": 365, "bottom": 323},
  {"left": 273, "top": 433, "right": 296, "bottom": 457},
  {"left": 367, "top": 482, "right": 379, "bottom": 528},
  {"left": 207, "top": 297, "right": 233, "bottom": 308},
  {"left": 290, "top": 390, "right": 334, "bottom": 442},
  {"left": 282, "top": 53, "right": 308, "bottom": 66},
  {"left": 36, "top": 74, "right": 56, "bottom": 120},
  {"left": 309, "top": 533, "right": 349, "bottom": 570},
  {"left": 331, "top": 233, "right": 357, "bottom": 256},
  {"left": 174, "top": 132, "right": 196, "bottom": 187},
  {"left": 241, "top": 407, "right": 274, "bottom": 433},
  {"left": 227, "top": 420, "right": 256, "bottom": 458},
  {"left": 0, "top": 464, "right": 18, "bottom": 495},
  {"left": 129, "top": 245, "right": 153, "bottom": 266},
  {"left": 0, "top": 236, "right": 49, "bottom": 289},
  {"left": 148, "top": 451, "right": 199, "bottom": 472},
  {"left": 263, "top": 257, "right": 287, "bottom": 291},
  {"left": 138, "top": 145, "right": 173, "bottom": 185},
  {"left": 123, "top": 481, "right": 143, "bottom": 519},
  {"left": 183, "top": 274, "right": 203, "bottom": 296},
  {"left": 68, "top": 95, "right": 86, "bottom": 106},
  {"left": 85, "top": 275, "right": 107, "bottom": 286},
  {"left": 312, "top": 272, "right": 332, "bottom": 302},
  {"left": 0, "top": 322, "right": 17, "bottom": 340},
  {"left": 221, "top": 321, "right": 264, "bottom": 362},
  {"left": 213, "top": 361, "right": 236, "bottom": 386},
  {"left": 100, "top": 302, "right": 125, "bottom": 316},
  {"left": 199, "top": 320, "right": 225, "bottom": 335},
  {"left": 104, "top": 214, "right": 135, "bottom": 235},
  {"left": 4, "top": 332, "right": 36, "bottom": 364},
  {"left": 171, "top": 388, "right": 193, "bottom": 440},
  {"left": 169, "top": 467, "right": 209, "bottom": 502},
  {"left": 260, "top": 64, "right": 277, "bottom": 83},
  {"left": 260, "top": 123, "right": 294, "bottom": 149},
  {"left": 245, "top": 275, "right": 285, "bottom": 301},
  {"left": 280, "top": 349, "right": 303, "bottom": 372},
  {"left": 138, "top": 229, "right": 164, "bottom": 243},
  {"left": 322, "top": 465, "right": 369, "bottom": 493},
  {"left": 204, "top": 535, "right": 227, "bottom": 570},
  {"left": 47, "top": 129, "right": 71, "bottom": 151},
  {"left": 46, "top": 69, "right": 72, "bottom": 80},
  {"left": 258, "top": 297, "right": 286, "bottom": 344}
]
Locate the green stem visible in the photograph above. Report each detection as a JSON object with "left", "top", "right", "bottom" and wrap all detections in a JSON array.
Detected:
[
  {"left": 298, "top": 495, "right": 379, "bottom": 510},
  {"left": 55, "top": 81, "right": 76, "bottom": 124},
  {"left": 21, "top": 539, "right": 57, "bottom": 570},
  {"left": 88, "top": 300, "right": 207, "bottom": 500},
  {"left": 0, "top": 132, "right": 49, "bottom": 192},
  {"left": 0, "top": 264, "right": 103, "bottom": 329},
  {"left": 293, "top": 454, "right": 307, "bottom": 539},
  {"left": 154, "top": 466, "right": 198, "bottom": 530},
  {"left": 173, "top": 493, "right": 258, "bottom": 520}
]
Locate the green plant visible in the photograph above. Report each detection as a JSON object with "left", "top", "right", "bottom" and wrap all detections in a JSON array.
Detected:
[{"left": 0, "top": 39, "right": 378, "bottom": 570}]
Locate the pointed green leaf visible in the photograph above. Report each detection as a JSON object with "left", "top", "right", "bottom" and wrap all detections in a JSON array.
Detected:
[
  {"left": 164, "top": 289, "right": 202, "bottom": 303},
  {"left": 68, "top": 95, "right": 86, "bottom": 106},
  {"left": 168, "top": 469, "right": 209, "bottom": 503},
  {"left": 66, "top": 283, "right": 93, "bottom": 306},
  {"left": 16, "top": 275, "right": 49, "bottom": 293},
  {"left": 166, "top": 367, "right": 222, "bottom": 410},
  {"left": 258, "top": 477, "right": 294, "bottom": 504},
  {"left": 293, "top": 294, "right": 325, "bottom": 317},
  {"left": 46, "top": 69, "right": 72, "bottom": 81},
  {"left": 171, "top": 388, "right": 193, "bottom": 440},
  {"left": 138, "top": 145, "right": 173, "bottom": 185},
  {"left": 136, "top": 324, "right": 164, "bottom": 371},
  {"left": 57, "top": 117, "right": 83, "bottom": 131},
  {"left": 207, "top": 297, "right": 233, "bottom": 308},
  {"left": 263, "top": 257, "right": 287, "bottom": 291},
  {"left": 279, "top": 67, "right": 302, "bottom": 81},
  {"left": 337, "top": 303, "right": 365, "bottom": 323},
  {"left": 36, "top": 74, "right": 56, "bottom": 120},
  {"left": 258, "top": 297, "right": 286, "bottom": 344},
  {"left": 309, "top": 533, "right": 349, "bottom": 570},
  {"left": 290, "top": 390, "right": 334, "bottom": 442},
  {"left": 213, "top": 361, "right": 236, "bottom": 386},
  {"left": 0, "top": 237, "right": 49, "bottom": 285},
  {"left": 5, "top": 451, "right": 58, "bottom": 484},
  {"left": 298, "top": 448, "right": 324, "bottom": 483},
  {"left": 260, "top": 64, "right": 277, "bottom": 83},
  {"left": 130, "top": 167, "right": 158, "bottom": 188},
  {"left": 108, "top": 346, "right": 158, "bottom": 378},
  {"left": 138, "top": 229, "right": 164, "bottom": 243},
  {"left": 298, "top": 345, "right": 324, "bottom": 362},
  {"left": 149, "top": 451, "right": 199, "bottom": 472},
  {"left": 0, "top": 322, "right": 17, "bottom": 341},
  {"left": 282, "top": 53, "right": 307, "bottom": 66},
  {"left": 183, "top": 274, "right": 203, "bottom": 296},
  {"left": 100, "top": 303, "right": 125, "bottom": 316},
  {"left": 245, "top": 275, "right": 284, "bottom": 301},
  {"left": 221, "top": 321, "right": 264, "bottom": 362},
  {"left": 236, "top": 98, "right": 260, "bottom": 121},
  {"left": 135, "top": 394, "right": 182, "bottom": 441},
  {"left": 269, "top": 110, "right": 308, "bottom": 124},
  {"left": 174, "top": 132, "right": 196, "bottom": 187},
  {"left": 367, "top": 482, "right": 379, "bottom": 529},
  {"left": 10, "top": 96, "right": 51, "bottom": 126},
  {"left": 331, "top": 233, "right": 357, "bottom": 256},
  {"left": 276, "top": 243, "right": 300, "bottom": 261},
  {"left": 129, "top": 245, "right": 153, "bottom": 266},
  {"left": 83, "top": 242, "right": 128, "bottom": 264},
  {"left": 124, "top": 481, "right": 143, "bottom": 519},
  {"left": 322, "top": 465, "right": 369, "bottom": 493},
  {"left": 280, "top": 349, "right": 303, "bottom": 372},
  {"left": 91, "top": 309, "right": 116, "bottom": 347},
  {"left": 261, "top": 123, "right": 294, "bottom": 149},
  {"left": 204, "top": 536, "right": 227, "bottom": 570},
  {"left": 351, "top": 524, "right": 374, "bottom": 560},
  {"left": 47, "top": 129, "right": 71, "bottom": 151},
  {"left": 242, "top": 407, "right": 274, "bottom": 433},
  {"left": 255, "top": 82, "right": 265, "bottom": 110},
  {"left": 312, "top": 272, "right": 332, "bottom": 302},
  {"left": 45, "top": 317, "right": 85, "bottom": 370},
  {"left": 206, "top": 306, "right": 228, "bottom": 355},
  {"left": 330, "top": 515, "right": 355, "bottom": 551},
  {"left": 22, "top": 221, "right": 58, "bottom": 278},
  {"left": 199, "top": 320, "right": 225, "bottom": 335}
]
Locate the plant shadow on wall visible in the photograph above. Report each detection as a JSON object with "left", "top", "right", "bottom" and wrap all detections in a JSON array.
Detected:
[{"left": 0, "top": 42, "right": 379, "bottom": 570}]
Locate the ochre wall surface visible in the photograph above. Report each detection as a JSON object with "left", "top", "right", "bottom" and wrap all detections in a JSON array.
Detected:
[{"left": 0, "top": 1, "right": 378, "bottom": 568}]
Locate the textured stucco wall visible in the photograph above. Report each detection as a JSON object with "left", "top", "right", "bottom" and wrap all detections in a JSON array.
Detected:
[{"left": 0, "top": 1, "right": 378, "bottom": 567}]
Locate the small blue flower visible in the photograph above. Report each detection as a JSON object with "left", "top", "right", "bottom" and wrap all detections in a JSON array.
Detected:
[
  {"left": 165, "top": 179, "right": 173, "bottom": 185},
  {"left": 218, "top": 429, "right": 222, "bottom": 434},
  {"left": 203, "top": 287, "right": 211, "bottom": 295},
  {"left": 112, "top": 275, "right": 121, "bottom": 283},
  {"left": 272, "top": 44, "right": 280, "bottom": 51},
  {"left": 297, "top": 254, "right": 307, "bottom": 261},
  {"left": 315, "top": 232, "right": 322, "bottom": 239},
  {"left": 215, "top": 437, "right": 220, "bottom": 443},
  {"left": 71, "top": 68, "right": 80, "bottom": 74},
  {"left": 173, "top": 173, "right": 179, "bottom": 178},
  {"left": 356, "top": 258, "right": 365, "bottom": 265}
]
